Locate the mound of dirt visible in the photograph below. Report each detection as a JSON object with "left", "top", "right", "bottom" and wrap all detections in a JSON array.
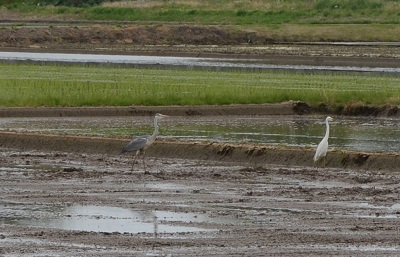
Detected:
[{"left": 0, "top": 25, "right": 247, "bottom": 47}]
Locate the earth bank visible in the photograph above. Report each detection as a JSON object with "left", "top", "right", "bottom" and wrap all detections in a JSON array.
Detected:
[{"left": 0, "top": 129, "right": 399, "bottom": 172}]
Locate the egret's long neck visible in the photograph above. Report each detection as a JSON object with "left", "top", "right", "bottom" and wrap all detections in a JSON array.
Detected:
[{"left": 324, "top": 119, "right": 330, "bottom": 141}]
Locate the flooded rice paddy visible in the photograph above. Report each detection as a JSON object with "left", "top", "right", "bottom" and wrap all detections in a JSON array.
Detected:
[
  {"left": 1, "top": 115, "right": 399, "bottom": 153},
  {"left": 1, "top": 51, "right": 400, "bottom": 74}
]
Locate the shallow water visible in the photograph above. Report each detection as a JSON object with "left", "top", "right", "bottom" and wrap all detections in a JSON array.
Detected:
[
  {"left": 0, "top": 202, "right": 217, "bottom": 234},
  {"left": 0, "top": 115, "right": 399, "bottom": 152},
  {"left": 1, "top": 51, "right": 399, "bottom": 74}
]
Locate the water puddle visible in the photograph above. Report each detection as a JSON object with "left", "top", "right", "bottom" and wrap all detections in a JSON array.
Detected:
[
  {"left": 346, "top": 244, "right": 400, "bottom": 252},
  {"left": 334, "top": 202, "right": 400, "bottom": 219},
  {"left": 0, "top": 202, "right": 216, "bottom": 234},
  {"left": 1, "top": 115, "right": 399, "bottom": 152},
  {"left": 295, "top": 244, "right": 400, "bottom": 252}
]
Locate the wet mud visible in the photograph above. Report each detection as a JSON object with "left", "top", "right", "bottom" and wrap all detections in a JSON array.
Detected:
[
  {"left": 1, "top": 134, "right": 400, "bottom": 256},
  {"left": 0, "top": 143, "right": 400, "bottom": 256}
]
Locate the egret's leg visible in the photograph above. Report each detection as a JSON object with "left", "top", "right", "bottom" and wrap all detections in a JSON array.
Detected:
[{"left": 314, "top": 157, "right": 320, "bottom": 168}]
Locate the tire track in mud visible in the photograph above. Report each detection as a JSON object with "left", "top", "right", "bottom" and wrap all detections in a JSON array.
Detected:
[{"left": 0, "top": 131, "right": 399, "bottom": 172}]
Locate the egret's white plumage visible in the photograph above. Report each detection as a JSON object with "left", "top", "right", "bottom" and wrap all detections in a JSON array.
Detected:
[
  {"left": 314, "top": 116, "right": 333, "bottom": 165},
  {"left": 122, "top": 113, "right": 168, "bottom": 172}
]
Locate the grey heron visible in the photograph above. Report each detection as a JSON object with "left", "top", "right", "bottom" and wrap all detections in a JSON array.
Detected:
[
  {"left": 122, "top": 113, "right": 169, "bottom": 172},
  {"left": 313, "top": 116, "right": 333, "bottom": 167}
]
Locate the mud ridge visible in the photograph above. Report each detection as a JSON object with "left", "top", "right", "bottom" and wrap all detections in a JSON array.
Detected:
[
  {"left": 1, "top": 102, "right": 399, "bottom": 117},
  {"left": 0, "top": 102, "right": 310, "bottom": 117},
  {"left": 1, "top": 131, "right": 399, "bottom": 172}
]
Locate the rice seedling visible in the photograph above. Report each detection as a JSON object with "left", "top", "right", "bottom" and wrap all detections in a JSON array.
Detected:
[{"left": 0, "top": 62, "right": 399, "bottom": 107}]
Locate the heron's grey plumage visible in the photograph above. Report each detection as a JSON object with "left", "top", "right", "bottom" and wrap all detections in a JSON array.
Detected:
[
  {"left": 122, "top": 113, "right": 168, "bottom": 172},
  {"left": 121, "top": 135, "right": 149, "bottom": 153}
]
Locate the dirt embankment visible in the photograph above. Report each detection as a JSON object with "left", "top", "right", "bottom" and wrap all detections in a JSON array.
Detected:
[
  {"left": 0, "top": 102, "right": 310, "bottom": 117},
  {"left": 0, "top": 101, "right": 399, "bottom": 118},
  {"left": 1, "top": 129, "right": 399, "bottom": 172}
]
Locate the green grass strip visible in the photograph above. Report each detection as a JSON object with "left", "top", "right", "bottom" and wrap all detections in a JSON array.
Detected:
[
  {"left": 5, "top": 0, "right": 400, "bottom": 25},
  {"left": 0, "top": 62, "right": 399, "bottom": 107}
]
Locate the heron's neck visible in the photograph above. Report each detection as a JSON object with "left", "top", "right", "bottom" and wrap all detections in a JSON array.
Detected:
[
  {"left": 151, "top": 117, "right": 159, "bottom": 138},
  {"left": 324, "top": 119, "right": 330, "bottom": 140}
]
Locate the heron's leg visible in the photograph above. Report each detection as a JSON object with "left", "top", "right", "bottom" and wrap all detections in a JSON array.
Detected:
[
  {"left": 131, "top": 151, "right": 140, "bottom": 171},
  {"left": 142, "top": 151, "right": 147, "bottom": 173},
  {"left": 323, "top": 155, "right": 327, "bottom": 168}
]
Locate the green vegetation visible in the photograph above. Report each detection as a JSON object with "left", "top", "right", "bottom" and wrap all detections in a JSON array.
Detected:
[
  {"left": 1, "top": 0, "right": 399, "bottom": 24},
  {"left": 0, "top": 0, "right": 104, "bottom": 7},
  {"left": 1, "top": 0, "right": 399, "bottom": 42},
  {"left": 0, "top": 63, "right": 399, "bottom": 107}
]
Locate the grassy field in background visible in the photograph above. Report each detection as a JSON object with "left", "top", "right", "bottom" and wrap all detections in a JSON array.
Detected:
[
  {"left": 5, "top": 0, "right": 400, "bottom": 25},
  {"left": 1, "top": 0, "right": 399, "bottom": 42},
  {"left": 0, "top": 62, "right": 399, "bottom": 108}
]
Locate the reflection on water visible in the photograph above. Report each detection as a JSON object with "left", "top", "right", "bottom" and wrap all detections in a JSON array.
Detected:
[
  {"left": 0, "top": 115, "right": 399, "bottom": 152},
  {"left": 0, "top": 203, "right": 216, "bottom": 234},
  {"left": 1, "top": 51, "right": 399, "bottom": 73}
]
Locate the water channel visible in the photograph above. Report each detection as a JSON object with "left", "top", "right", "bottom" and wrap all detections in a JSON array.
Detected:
[
  {"left": 0, "top": 115, "right": 399, "bottom": 153},
  {"left": 1, "top": 51, "right": 400, "bottom": 74}
]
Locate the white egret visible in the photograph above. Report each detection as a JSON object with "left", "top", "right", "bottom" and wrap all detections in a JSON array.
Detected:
[
  {"left": 313, "top": 116, "right": 333, "bottom": 167},
  {"left": 122, "top": 113, "right": 169, "bottom": 173}
]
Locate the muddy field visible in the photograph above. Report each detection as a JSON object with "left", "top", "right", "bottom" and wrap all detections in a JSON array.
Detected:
[{"left": 1, "top": 124, "right": 400, "bottom": 256}]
